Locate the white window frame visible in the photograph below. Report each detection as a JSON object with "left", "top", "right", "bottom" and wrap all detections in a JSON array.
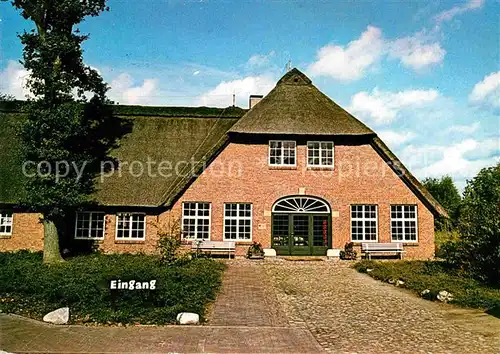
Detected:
[
  {"left": 115, "top": 213, "right": 146, "bottom": 240},
  {"left": 74, "top": 211, "right": 106, "bottom": 240},
  {"left": 223, "top": 203, "right": 253, "bottom": 241},
  {"left": 268, "top": 140, "right": 297, "bottom": 167},
  {"left": 181, "top": 202, "right": 211, "bottom": 240},
  {"left": 0, "top": 211, "right": 13, "bottom": 235},
  {"left": 390, "top": 205, "right": 418, "bottom": 243},
  {"left": 350, "top": 205, "right": 378, "bottom": 242},
  {"left": 307, "top": 141, "right": 334, "bottom": 168}
]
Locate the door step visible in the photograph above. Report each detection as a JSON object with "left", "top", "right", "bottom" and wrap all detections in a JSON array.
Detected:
[{"left": 280, "top": 256, "right": 326, "bottom": 261}]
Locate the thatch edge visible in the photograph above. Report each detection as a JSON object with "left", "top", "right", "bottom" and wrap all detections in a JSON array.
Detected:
[{"left": 371, "top": 136, "right": 448, "bottom": 218}]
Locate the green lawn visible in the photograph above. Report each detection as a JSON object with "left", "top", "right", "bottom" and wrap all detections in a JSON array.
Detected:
[
  {"left": 355, "top": 260, "right": 500, "bottom": 318},
  {"left": 0, "top": 250, "right": 225, "bottom": 324}
]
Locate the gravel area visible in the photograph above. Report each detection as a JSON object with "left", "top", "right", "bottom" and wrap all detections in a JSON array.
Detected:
[{"left": 262, "top": 260, "right": 500, "bottom": 353}]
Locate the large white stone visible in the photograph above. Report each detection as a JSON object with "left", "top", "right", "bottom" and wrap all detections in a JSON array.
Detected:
[
  {"left": 43, "top": 307, "right": 69, "bottom": 325},
  {"left": 437, "top": 290, "right": 454, "bottom": 303},
  {"left": 263, "top": 248, "right": 277, "bottom": 257},
  {"left": 176, "top": 312, "right": 199, "bottom": 325},
  {"left": 327, "top": 249, "right": 341, "bottom": 259}
]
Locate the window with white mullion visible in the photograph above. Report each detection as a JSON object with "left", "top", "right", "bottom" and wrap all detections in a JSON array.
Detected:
[
  {"left": 351, "top": 205, "right": 378, "bottom": 242},
  {"left": 269, "top": 140, "right": 296, "bottom": 166},
  {"left": 75, "top": 211, "right": 105, "bottom": 239},
  {"left": 116, "top": 213, "right": 145, "bottom": 240},
  {"left": 391, "top": 205, "right": 418, "bottom": 242},
  {"left": 307, "top": 141, "right": 334, "bottom": 167},
  {"left": 0, "top": 211, "right": 13, "bottom": 235},
  {"left": 182, "top": 202, "right": 210, "bottom": 240},
  {"left": 224, "top": 203, "right": 252, "bottom": 241}
]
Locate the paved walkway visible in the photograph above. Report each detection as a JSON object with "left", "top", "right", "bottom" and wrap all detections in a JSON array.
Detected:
[
  {"left": 208, "top": 261, "right": 288, "bottom": 327},
  {"left": 0, "top": 314, "right": 322, "bottom": 353}
]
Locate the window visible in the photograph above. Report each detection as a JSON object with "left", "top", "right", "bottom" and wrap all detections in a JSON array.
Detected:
[
  {"left": 0, "top": 211, "right": 13, "bottom": 235},
  {"left": 351, "top": 205, "right": 377, "bottom": 241},
  {"left": 75, "top": 212, "right": 105, "bottom": 239},
  {"left": 307, "top": 141, "right": 334, "bottom": 167},
  {"left": 224, "top": 203, "right": 252, "bottom": 240},
  {"left": 272, "top": 196, "right": 330, "bottom": 213},
  {"left": 116, "top": 213, "right": 145, "bottom": 240},
  {"left": 269, "top": 140, "right": 296, "bottom": 166},
  {"left": 182, "top": 202, "right": 211, "bottom": 240},
  {"left": 391, "top": 205, "right": 418, "bottom": 242}
]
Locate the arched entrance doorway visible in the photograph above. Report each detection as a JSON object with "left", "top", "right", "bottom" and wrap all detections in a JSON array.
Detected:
[{"left": 271, "top": 196, "right": 331, "bottom": 256}]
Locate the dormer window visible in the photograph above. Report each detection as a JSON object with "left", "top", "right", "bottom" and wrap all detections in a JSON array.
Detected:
[
  {"left": 269, "top": 140, "right": 296, "bottom": 166},
  {"left": 307, "top": 141, "right": 334, "bottom": 167}
]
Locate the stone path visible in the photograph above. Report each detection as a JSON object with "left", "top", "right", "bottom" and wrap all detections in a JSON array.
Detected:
[
  {"left": 0, "top": 314, "right": 322, "bottom": 353},
  {"left": 263, "top": 260, "right": 500, "bottom": 353},
  {"left": 208, "top": 261, "right": 288, "bottom": 327}
]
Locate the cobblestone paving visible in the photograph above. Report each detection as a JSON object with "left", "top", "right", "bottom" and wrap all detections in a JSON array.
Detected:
[{"left": 262, "top": 260, "right": 500, "bottom": 353}]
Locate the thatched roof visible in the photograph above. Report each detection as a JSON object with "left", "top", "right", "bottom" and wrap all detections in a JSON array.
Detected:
[
  {"left": 0, "top": 103, "right": 244, "bottom": 207},
  {"left": 229, "top": 68, "right": 374, "bottom": 136},
  {"left": 0, "top": 75, "right": 447, "bottom": 217}
]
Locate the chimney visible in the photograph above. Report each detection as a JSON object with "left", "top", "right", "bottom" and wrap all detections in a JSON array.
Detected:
[{"left": 249, "top": 95, "right": 263, "bottom": 109}]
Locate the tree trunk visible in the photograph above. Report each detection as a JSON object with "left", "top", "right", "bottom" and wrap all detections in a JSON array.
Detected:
[{"left": 42, "top": 217, "right": 64, "bottom": 264}]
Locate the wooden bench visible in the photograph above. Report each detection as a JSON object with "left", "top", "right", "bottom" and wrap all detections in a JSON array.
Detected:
[
  {"left": 191, "top": 241, "right": 236, "bottom": 258},
  {"left": 362, "top": 242, "right": 405, "bottom": 259}
]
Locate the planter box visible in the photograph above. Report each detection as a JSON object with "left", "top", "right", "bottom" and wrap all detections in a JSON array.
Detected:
[{"left": 248, "top": 255, "right": 265, "bottom": 260}]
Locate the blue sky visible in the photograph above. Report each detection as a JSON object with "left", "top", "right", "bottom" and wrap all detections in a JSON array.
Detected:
[{"left": 0, "top": 0, "right": 498, "bottom": 191}]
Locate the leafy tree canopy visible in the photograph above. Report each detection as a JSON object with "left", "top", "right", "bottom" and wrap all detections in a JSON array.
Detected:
[
  {"left": 6, "top": 0, "right": 129, "bottom": 263},
  {"left": 442, "top": 163, "right": 500, "bottom": 284},
  {"left": 423, "top": 176, "right": 461, "bottom": 228}
]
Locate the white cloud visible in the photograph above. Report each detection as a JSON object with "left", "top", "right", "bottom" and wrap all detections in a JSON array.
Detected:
[
  {"left": 108, "top": 73, "right": 159, "bottom": 105},
  {"left": 434, "top": 0, "right": 485, "bottom": 24},
  {"left": 469, "top": 71, "right": 500, "bottom": 107},
  {"left": 348, "top": 87, "right": 439, "bottom": 124},
  {"left": 0, "top": 60, "right": 32, "bottom": 99},
  {"left": 246, "top": 51, "right": 275, "bottom": 70},
  {"left": 446, "top": 121, "right": 480, "bottom": 134},
  {"left": 400, "top": 137, "right": 499, "bottom": 190},
  {"left": 378, "top": 130, "right": 416, "bottom": 147},
  {"left": 308, "top": 26, "right": 384, "bottom": 81},
  {"left": 388, "top": 34, "right": 445, "bottom": 70},
  {"left": 197, "top": 75, "right": 275, "bottom": 108}
]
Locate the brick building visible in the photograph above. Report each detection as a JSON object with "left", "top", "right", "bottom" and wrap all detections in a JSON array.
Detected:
[{"left": 0, "top": 68, "right": 447, "bottom": 258}]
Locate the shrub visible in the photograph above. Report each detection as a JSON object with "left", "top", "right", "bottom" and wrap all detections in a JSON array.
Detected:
[
  {"left": 355, "top": 260, "right": 500, "bottom": 317},
  {"left": 0, "top": 250, "right": 226, "bottom": 324},
  {"left": 339, "top": 242, "right": 357, "bottom": 260},
  {"left": 156, "top": 217, "right": 183, "bottom": 264},
  {"left": 445, "top": 163, "right": 500, "bottom": 284}
]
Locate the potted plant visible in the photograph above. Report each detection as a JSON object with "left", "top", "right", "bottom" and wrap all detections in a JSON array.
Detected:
[
  {"left": 246, "top": 241, "right": 265, "bottom": 259},
  {"left": 339, "top": 242, "right": 357, "bottom": 260}
]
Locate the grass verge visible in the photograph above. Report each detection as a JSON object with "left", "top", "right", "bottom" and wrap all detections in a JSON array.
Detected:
[
  {"left": 0, "top": 250, "right": 225, "bottom": 324},
  {"left": 355, "top": 260, "right": 500, "bottom": 318}
]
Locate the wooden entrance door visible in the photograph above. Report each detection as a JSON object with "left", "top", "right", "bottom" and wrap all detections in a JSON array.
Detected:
[{"left": 271, "top": 213, "right": 331, "bottom": 256}]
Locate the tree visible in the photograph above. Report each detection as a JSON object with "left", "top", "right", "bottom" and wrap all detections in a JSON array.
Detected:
[
  {"left": 442, "top": 163, "right": 500, "bottom": 284},
  {"left": 7, "top": 0, "right": 125, "bottom": 264},
  {"left": 0, "top": 92, "right": 15, "bottom": 101},
  {"left": 423, "top": 176, "right": 461, "bottom": 229}
]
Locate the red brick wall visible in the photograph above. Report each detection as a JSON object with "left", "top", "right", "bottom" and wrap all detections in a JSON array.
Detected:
[
  {"left": 166, "top": 142, "right": 435, "bottom": 259},
  {"left": 0, "top": 212, "right": 44, "bottom": 251},
  {"left": 1, "top": 141, "right": 435, "bottom": 259}
]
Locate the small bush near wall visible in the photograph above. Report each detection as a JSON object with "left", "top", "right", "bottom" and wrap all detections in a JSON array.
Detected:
[
  {"left": 355, "top": 260, "right": 500, "bottom": 318},
  {"left": 0, "top": 250, "right": 225, "bottom": 324}
]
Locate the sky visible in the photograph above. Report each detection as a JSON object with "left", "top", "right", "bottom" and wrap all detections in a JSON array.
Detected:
[{"left": 0, "top": 0, "right": 499, "bottom": 191}]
